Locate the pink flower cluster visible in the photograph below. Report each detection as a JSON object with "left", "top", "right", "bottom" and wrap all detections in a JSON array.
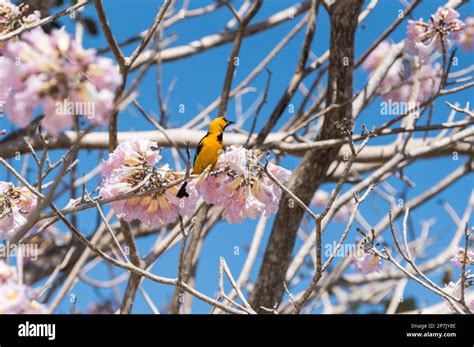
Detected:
[
  {"left": 0, "top": 181, "right": 37, "bottom": 240},
  {"left": 450, "top": 247, "right": 474, "bottom": 268},
  {"left": 383, "top": 60, "right": 441, "bottom": 103},
  {"left": 457, "top": 16, "right": 474, "bottom": 51},
  {"left": 362, "top": 40, "right": 392, "bottom": 72},
  {"left": 364, "top": 41, "right": 442, "bottom": 103},
  {"left": 353, "top": 253, "right": 380, "bottom": 275},
  {"left": 364, "top": 8, "right": 474, "bottom": 104},
  {"left": 0, "top": 26, "right": 122, "bottom": 134},
  {"left": 100, "top": 139, "right": 198, "bottom": 226},
  {"left": 197, "top": 145, "right": 291, "bottom": 223},
  {"left": 0, "top": 261, "right": 47, "bottom": 314},
  {"left": 0, "top": 1, "right": 40, "bottom": 39},
  {"left": 404, "top": 7, "right": 465, "bottom": 63}
]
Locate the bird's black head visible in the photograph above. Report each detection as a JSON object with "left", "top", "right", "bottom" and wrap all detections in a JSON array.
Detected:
[{"left": 223, "top": 118, "right": 235, "bottom": 129}]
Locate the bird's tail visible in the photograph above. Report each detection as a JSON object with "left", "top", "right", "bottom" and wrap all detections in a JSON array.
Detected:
[{"left": 176, "top": 181, "right": 189, "bottom": 198}]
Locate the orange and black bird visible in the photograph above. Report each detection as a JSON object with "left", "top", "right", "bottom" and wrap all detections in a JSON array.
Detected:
[{"left": 177, "top": 117, "right": 234, "bottom": 198}]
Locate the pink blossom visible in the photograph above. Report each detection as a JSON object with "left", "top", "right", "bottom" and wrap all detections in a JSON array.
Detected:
[
  {"left": 469, "top": 299, "right": 474, "bottom": 312},
  {"left": 450, "top": 247, "right": 474, "bottom": 268},
  {"left": 0, "top": 261, "right": 47, "bottom": 314},
  {"left": 101, "top": 139, "right": 162, "bottom": 176},
  {"left": 363, "top": 40, "right": 392, "bottom": 72},
  {"left": 378, "top": 60, "right": 441, "bottom": 103},
  {"left": 197, "top": 146, "right": 291, "bottom": 223},
  {"left": 0, "top": 181, "right": 37, "bottom": 240},
  {"left": 404, "top": 7, "right": 465, "bottom": 63},
  {"left": 0, "top": 260, "right": 16, "bottom": 284},
  {"left": 457, "top": 17, "right": 474, "bottom": 51},
  {"left": 0, "top": 282, "right": 30, "bottom": 313},
  {"left": 0, "top": 1, "right": 40, "bottom": 38},
  {"left": 0, "top": 27, "right": 121, "bottom": 135},
  {"left": 353, "top": 253, "right": 380, "bottom": 275},
  {"left": 100, "top": 140, "right": 198, "bottom": 226}
]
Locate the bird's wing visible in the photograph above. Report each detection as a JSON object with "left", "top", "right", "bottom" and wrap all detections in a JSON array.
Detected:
[{"left": 193, "top": 132, "right": 208, "bottom": 166}]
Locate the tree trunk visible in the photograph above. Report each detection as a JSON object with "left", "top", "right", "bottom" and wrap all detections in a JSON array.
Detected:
[{"left": 250, "top": 0, "right": 364, "bottom": 313}]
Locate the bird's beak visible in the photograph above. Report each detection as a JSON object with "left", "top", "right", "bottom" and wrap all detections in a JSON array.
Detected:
[{"left": 226, "top": 120, "right": 235, "bottom": 127}]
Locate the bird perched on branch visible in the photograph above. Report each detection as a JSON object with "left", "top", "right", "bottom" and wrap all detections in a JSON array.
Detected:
[{"left": 177, "top": 117, "right": 234, "bottom": 198}]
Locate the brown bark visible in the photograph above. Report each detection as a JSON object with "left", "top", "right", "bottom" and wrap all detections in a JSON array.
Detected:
[{"left": 250, "top": 0, "right": 364, "bottom": 313}]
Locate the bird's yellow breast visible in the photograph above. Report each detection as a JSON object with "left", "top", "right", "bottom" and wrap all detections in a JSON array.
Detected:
[{"left": 192, "top": 133, "right": 223, "bottom": 174}]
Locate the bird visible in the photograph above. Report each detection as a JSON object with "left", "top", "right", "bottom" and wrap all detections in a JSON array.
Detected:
[{"left": 177, "top": 117, "right": 234, "bottom": 198}]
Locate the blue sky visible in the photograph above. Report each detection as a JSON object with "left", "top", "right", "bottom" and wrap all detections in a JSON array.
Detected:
[{"left": 1, "top": 0, "right": 473, "bottom": 313}]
